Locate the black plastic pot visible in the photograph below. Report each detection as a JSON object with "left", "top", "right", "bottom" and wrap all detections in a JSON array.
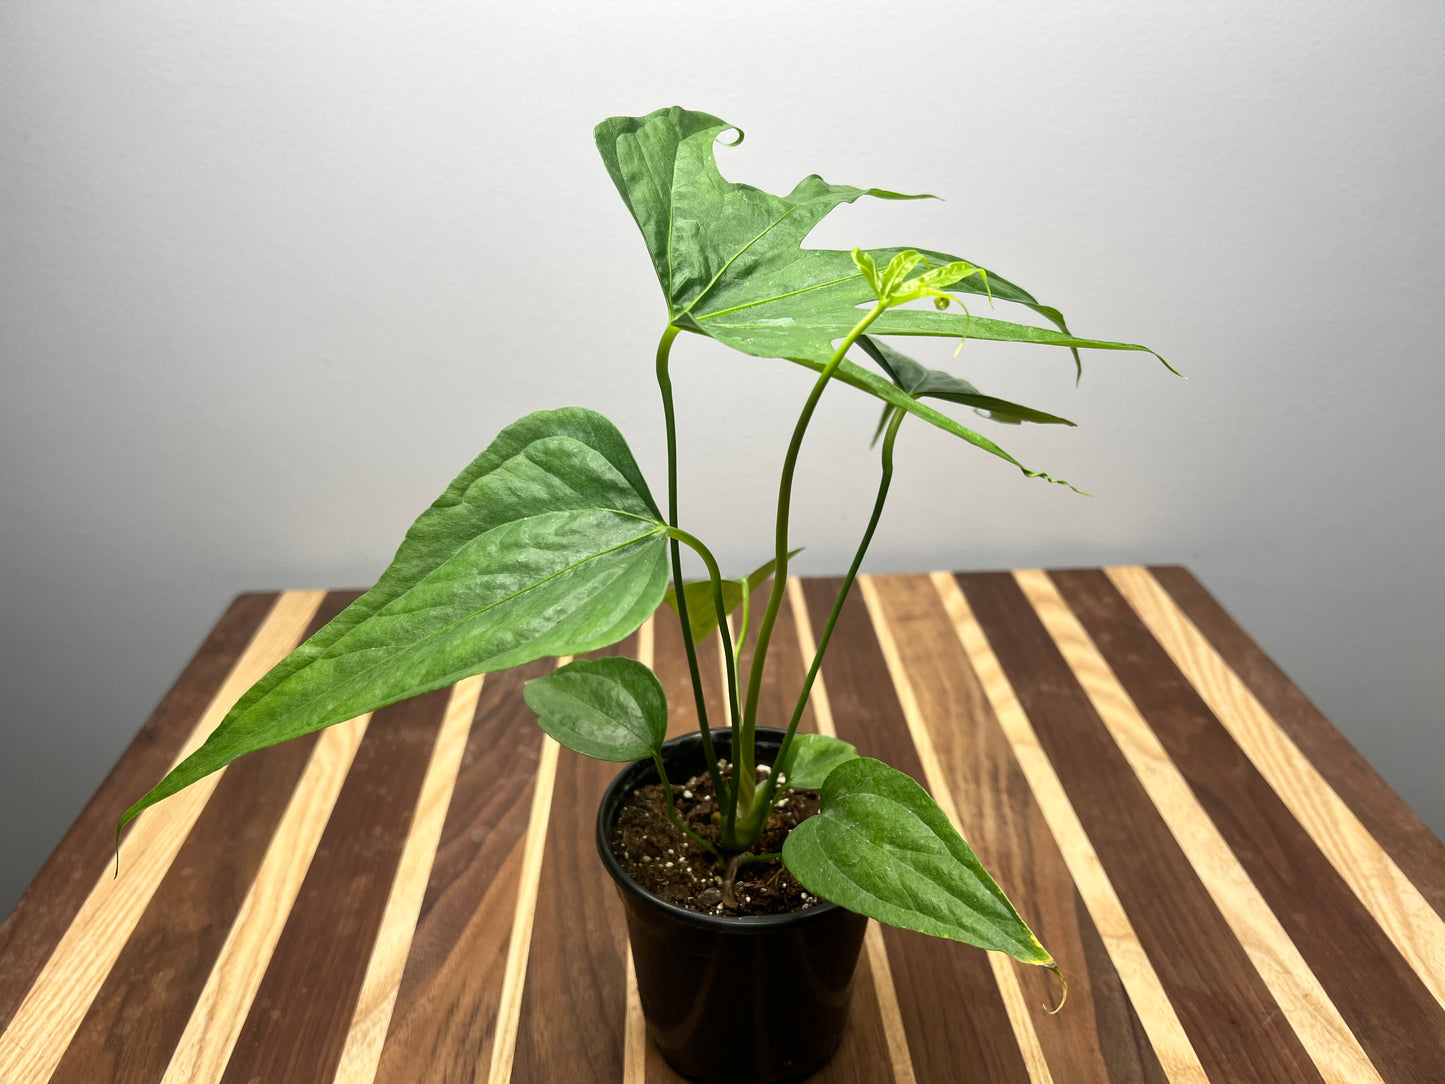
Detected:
[{"left": 596, "top": 727, "right": 868, "bottom": 1084}]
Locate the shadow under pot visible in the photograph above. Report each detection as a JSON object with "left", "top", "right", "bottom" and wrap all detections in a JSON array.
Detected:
[{"left": 596, "top": 727, "right": 868, "bottom": 1084}]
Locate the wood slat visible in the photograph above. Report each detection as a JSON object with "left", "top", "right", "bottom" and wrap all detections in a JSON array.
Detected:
[
  {"left": 1017, "top": 570, "right": 1383, "bottom": 1084},
  {"left": 369, "top": 658, "right": 550, "bottom": 1084},
  {"left": 960, "top": 571, "right": 1327, "bottom": 1083},
  {"left": 214, "top": 686, "right": 453, "bottom": 1084},
  {"left": 1107, "top": 566, "right": 1445, "bottom": 1010},
  {"left": 334, "top": 674, "right": 487, "bottom": 1083},
  {"left": 511, "top": 639, "right": 636, "bottom": 1083},
  {"left": 0, "top": 589, "right": 327, "bottom": 1083},
  {"left": 931, "top": 572, "right": 1208, "bottom": 1084},
  {"left": 862, "top": 573, "right": 1163, "bottom": 1084},
  {"left": 0, "top": 591, "right": 276, "bottom": 1033},
  {"left": 1149, "top": 565, "right": 1445, "bottom": 920},
  {"left": 801, "top": 577, "right": 1035, "bottom": 1084},
  {"left": 50, "top": 590, "right": 359, "bottom": 1084},
  {"left": 1052, "top": 567, "right": 1445, "bottom": 1082}
]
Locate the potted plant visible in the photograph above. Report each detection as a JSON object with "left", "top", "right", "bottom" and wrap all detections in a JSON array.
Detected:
[{"left": 121, "top": 106, "right": 1171, "bottom": 1082}]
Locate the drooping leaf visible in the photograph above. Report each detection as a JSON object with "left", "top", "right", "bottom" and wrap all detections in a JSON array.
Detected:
[
  {"left": 858, "top": 335, "right": 1076, "bottom": 434},
  {"left": 122, "top": 408, "right": 670, "bottom": 832},
  {"left": 773, "top": 733, "right": 857, "bottom": 790},
  {"left": 782, "top": 758, "right": 1054, "bottom": 967},
  {"left": 662, "top": 548, "right": 802, "bottom": 644},
  {"left": 524, "top": 656, "right": 668, "bottom": 762},
  {"left": 596, "top": 107, "right": 1171, "bottom": 439}
]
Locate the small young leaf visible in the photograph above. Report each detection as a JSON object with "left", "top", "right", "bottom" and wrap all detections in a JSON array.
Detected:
[
  {"left": 782, "top": 758, "right": 1054, "bottom": 968},
  {"left": 858, "top": 336, "right": 1076, "bottom": 428},
  {"left": 773, "top": 733, "right": 857, "bottom": 790},
  {"left": 661, "top": 549, "right": 802, "bottom": 644},
  {"left": 524, "top": 657, "right": 667, "bottom": 762}
]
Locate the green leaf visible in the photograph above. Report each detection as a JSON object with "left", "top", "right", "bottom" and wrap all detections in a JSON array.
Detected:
[
  {"left": 596, "top": 107, "right": 1171, "bottom": 405},
  {"left": 773, "top": 733, "right": 857, "bottom": 790},
  {"left": 121, "top": 408, "right": 669, "bottom": 832},
  {"left": 782, "top": 758, "right": 1054, "bottom": 968},
  {"left": 661, "top": 548, "right": 802, "bottom": 644},
  {"left": 524, "top": 656, "right": 667, "bottom": 762},
  {"left": 858, "top": 335, "right": 1076, "bottom": 430}
]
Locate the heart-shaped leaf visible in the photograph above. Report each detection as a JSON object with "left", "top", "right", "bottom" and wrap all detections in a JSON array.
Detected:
[
  {"left": 524, "top": 656, "right": 667, "bottom": 762},
  {"left": 122, "top": 408, "right": 669, "bottom": 832},
  {"left": 662, "top": 548, "right": 802, "bottom": 644},
  {"left": 773, "top": 733, "right": 857, "bottom": 790},
  {"left": 782, "top": 757, "right": 1054, "bottom": 967}
]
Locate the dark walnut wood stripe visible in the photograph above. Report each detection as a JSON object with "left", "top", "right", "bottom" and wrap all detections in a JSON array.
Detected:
[
  {"left": 0, "top": 591, "right": 278, "bottom": 1034},
  {"left": 1053, "top": 568, "right": 1445, "bottom": 1082},
  {"left": 215, "top": 683, "right": 454, "bottom": 1084},
  {"left": 802, "top": 577, "right": 1034, "bottom": 1084},
  {"left": 50, "top": 591, "right": 360, "bottom": 1084},
  {"left": 959, "top": 571, "right": 1327, "bottom": 1083},
  {"left": 370, "top": 659, "right": 550, "bottom": 1084},
  {"left": 511, "top": 635, "right": 640, "bottom": 1083},
  {"left": 866, "top": 573, "right": 1166, "bottom": 1083},
  {"left": 1149, "top": 565, "right": 1445, "bottom": 920}
]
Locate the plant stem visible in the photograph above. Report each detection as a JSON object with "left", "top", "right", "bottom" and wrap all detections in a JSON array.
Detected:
[
  {"left": 656, "top": 325, "right": 727, "bottom": 806},
  {"left": 665, "top": 527, "right": 743, "bottom": 747},
  {"left": 737, "top": 303, "right": 886, "bottom": 785},
  {"left": 751, "top": 405, "right": 905, "bottom": 829},
  {"left": 650, "top": 752, "right": 722, "bottom": 862}
]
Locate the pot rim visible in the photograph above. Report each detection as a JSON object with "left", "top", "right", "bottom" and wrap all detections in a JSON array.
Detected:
[{"left": 596, "top": 727, "right": 849, "bottom": 933}]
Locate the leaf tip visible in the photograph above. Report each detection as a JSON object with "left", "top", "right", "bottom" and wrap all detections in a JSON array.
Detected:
[{"left": 1043, "top": 961, "right": 1068, "bottom": 1014}]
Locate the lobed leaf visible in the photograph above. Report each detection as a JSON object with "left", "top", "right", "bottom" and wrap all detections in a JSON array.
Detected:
[
  {"left": 121, "top": 408, "right": 669, "bottom": 832},
  {"left": 524, "top": 656, "right": 668, "bottom": 762},
  {"left": 782, "top": 758, "right": 1054, "bottom": 967}
]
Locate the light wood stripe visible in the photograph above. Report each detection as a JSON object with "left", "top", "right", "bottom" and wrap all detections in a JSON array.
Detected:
[
  {"left": 332, "top": 675, "right": 486, "bottom": 1084},
  {"left": 788, "top": 576, "right": 917, "bottom": 1084},
  {"left": 624, "top": 619, "right": 653, "bottom": 1084},
  {"left": 0, "top": 589, "right": 326, "bottom": 1084},
  {"left": 1107, "top": 565, "right": 1445, "bottom": 1010},
  {"left": 486, "top": 657, "right": 569, "bottom": 1084},
  {"left": 1016, "top": 569, "right": 1384, "bottom": 1084},
  {"left": 859, "top": 575, "right": 1049, "bottom": 1084},
  {"left": 157, "top": 712, "right": 369, "bottom": 1083},
  {"left": 930, "top": 572, "right": 1208, "bottom": 1084}
]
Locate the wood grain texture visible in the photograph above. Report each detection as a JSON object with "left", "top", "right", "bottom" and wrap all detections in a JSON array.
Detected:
[
  {"left": 858, "top": 575, "right": 1051, "bottom": 1084},
  {"left": 1017, "top": 570, "right": 1382, "bottom": 1084},
  {"left": 0, "top": 589, "right": 327, "bottom": 1084},
  {"left": 50, "top": 590, "right": 359, "bottom": 1084},
  {"left": 335, "top": 674, "right": 487, "bottom": 1084},
  {"left": 1053, "top": 567, "right": 1445, "bottom": 1082},
  {"left": 215, "top": 686, "right": 453, "bottom": 1084},
  {"left": 370, "top": 658, "right": 551, "bottom": 1084},
  {"left": 0, "top": 591, "right": 276, "bottom": 1034},
  {"left": 1108, "top": 565, "right": 1445, "bottom": 1010},
  {"left": 931, "top": 572, "right": 1208, "bottom": 1084},
  {"left": 864, "top": 573, "right": 1157, "bottom": 1084},
  {"left": 159, "top": 713, "right": 370, "bottom": 1084},
  {"left": 1149, "top": 565, "right": 1445, "bottom": 920},
  {"left": 801, "top": 576, "right": 1034, "bottom": 1084},
  {"left": 961, "top": 571, "right": 1328, "bottom": 1083}
]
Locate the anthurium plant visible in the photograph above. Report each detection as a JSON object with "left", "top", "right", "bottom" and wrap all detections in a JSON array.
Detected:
[{"left": 123, "top": 106, "right": 1172, "bottom": 998}]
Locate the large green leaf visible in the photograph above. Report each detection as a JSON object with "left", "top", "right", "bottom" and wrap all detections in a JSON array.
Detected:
[
  {"left": 774, "top": 733, "right": 857, "bottom": 790},
  {"left": 661, "top": 549, "right": 801, "bottom": 644},
  {"left": 596, "top": 108, "right": 1169, "bottom": 400},
  {"left": 782, "top": 758, "right": 1053, "bottom": 967},
  {"left": 524, "top": 657, "right": 668, "bottom": 762},
  {"left": 121, "top": 408, "right": 669, "bottom": 831}
]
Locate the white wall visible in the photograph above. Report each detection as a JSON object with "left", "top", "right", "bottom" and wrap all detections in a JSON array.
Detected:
[{"left": 2, "top": 1, "right": 1441, "bottom": 914}]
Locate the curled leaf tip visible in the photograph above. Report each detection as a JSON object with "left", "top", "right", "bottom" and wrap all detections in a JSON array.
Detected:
[
  {"left": 1043, "top": 962, "right": 1068, "bottom": 1014},
  {"left": 717, "top": 125, "right": 744, "bottom": 147}
]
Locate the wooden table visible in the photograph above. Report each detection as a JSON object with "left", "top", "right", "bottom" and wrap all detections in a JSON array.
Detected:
[{"left": 2, "top": 567, "right": 1443, "bottom": 1083}]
